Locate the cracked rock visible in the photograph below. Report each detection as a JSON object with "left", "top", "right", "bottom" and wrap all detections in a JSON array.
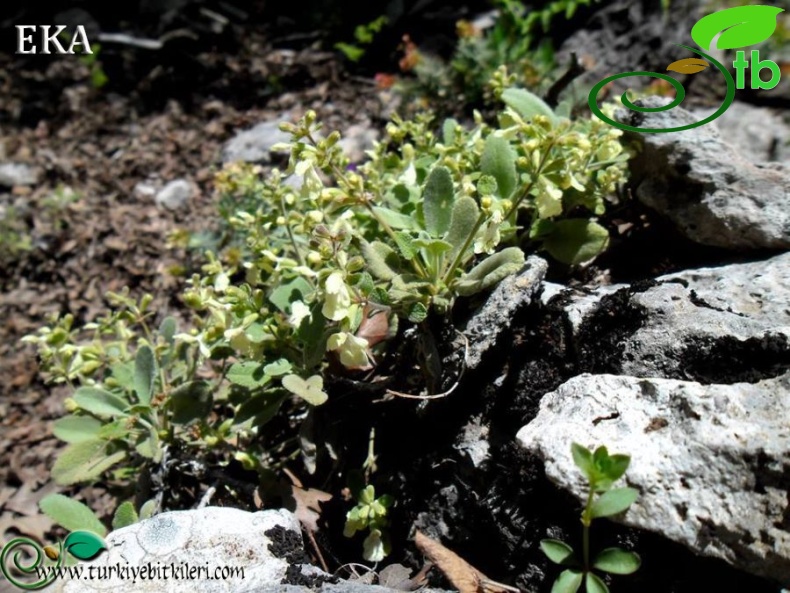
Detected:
[
  {"left": 619, "top": 96, "right": 790, "bottom": 250},
  {"left": 516, "top": 372, "right": 790, "bottom": 584}
]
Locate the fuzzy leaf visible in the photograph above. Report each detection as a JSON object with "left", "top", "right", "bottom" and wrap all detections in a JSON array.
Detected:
[
  {"left": 168, "top": 381, "right": 213, "bottom": 425},
  {"left": 159, "top": 316, "right": 177, "bottom": 344},
  {"left": 372, "top": 206, "right": 418, "bottom": 231},
  {"left": 540, "top": 539, "right": 578, "bottom": 566},
  {"left": 73, "top": 387, "right": 129, "bottom": 418},
  {"left": 133, "top": 345, "right": 156, "bottom": 406},
  {"left": 542, "top": 219, "right": 609, "bottom": 266},
  {"left": 590, "top": 488, "right": 639, "bottom": 518},
  {"left": 52, "top": 416, "right": 103, "bottom": 443},
  {"left": 139, "top": 499, "right": 157, "bottom": 520},
  {"left": 550, "top": 569, "right": 583, "bottom": 593},
  {"left": 691, "top": 5, "right": 785, "bottom": 50},
  {"left": 64, "top": 530, "right": 107, "bottom": 560},
  {"left": 444, "top": 196, "right": 480, "bottom": 261},
  {"left": 394, "top": 232, "right": 417, "bottom": 260},
  {"left": 455, "top": 247, "right": 524, "bottom": 296},
  {"left": 407, "top": 302, "right": 429, "bottom": 323},
  {"left": 227, "top": 362, "right": 270, "bottom": 388},
  {"left": 135, "top": 430, "right": 161, "bottom": 460},
  {"left": 235, "top": 391, "right": 286, "bottom": 426},
  {"left": 423, "top": 166, "right": 454, "bottom": 236},
  {"left": 52, "top": 439, "right": 127, "bottom": 485},
  {"left": 282, "top": 374, "right": 328, "bottom": 406},
  {"left": 502, "top": 87, "right": 557, "bottom": 123},
  {"left": 264, "top": 359, "right": 292, "bottom": 377},
  {"left": 442, "top": 118, "right": 459, "bottom": 145},
  {"left": 112, "top": 501, "right": 139, "bottom": 530},
  {"left": 39, "top": 494, "right": 107, "bottom": 537},
  {"left": 481, "top": 135, "right": 517, "bottom": 199},
  {"left": 361, "top": 240, "right": 401, "bottom": 281},
  {"left": 593, "top": 548, "right": 641, "bottom": 575}
]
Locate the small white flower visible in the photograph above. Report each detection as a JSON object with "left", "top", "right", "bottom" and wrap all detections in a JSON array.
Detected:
[
  {"left": 474, "top": 210, "right": 503, "bottom": 255},
  {"left": 322, "top": 272, "right": 352, "bottom": 321},
  {"left": 327, "top": 332, "right": 371, "bottom": 369},
  {"left": 289, "top": 301, "right": 311, "bottom": 328}
]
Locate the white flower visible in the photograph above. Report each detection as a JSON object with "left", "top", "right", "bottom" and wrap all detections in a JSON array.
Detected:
[
  {"left": 322, "top": 272, "right": 352, "bottom": 321},
  {"left": 289, "top": 301, "right": 311, "bottom": 328},
  {"left": 327, "top": 332, "right": 371, "bottom": 369},
  {"left": 474, "top": 210, "right": 503, "bottom": 255}
]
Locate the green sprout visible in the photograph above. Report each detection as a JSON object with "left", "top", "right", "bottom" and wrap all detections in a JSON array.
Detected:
[
  {"left": 344, "top": 485, "right": 394, "bottom": 562},
  {"left": 541, "top": 443, "right": 641, "bottom": 593}
]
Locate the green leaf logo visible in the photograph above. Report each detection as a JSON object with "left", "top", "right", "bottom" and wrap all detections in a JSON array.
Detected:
[
  {"left": 63, "top": 531, "right": 107, "bottom": 561},
  {"left": 691, "top": 5, "right": 785, "bottom": 51}
]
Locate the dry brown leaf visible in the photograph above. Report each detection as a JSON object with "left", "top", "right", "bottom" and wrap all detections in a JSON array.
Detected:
[
  {"left": 287, "top": 484, "right": 332, "bottom": 533},
  {"left": 414, "top": 530, "right": 485, "bottom": 593}
]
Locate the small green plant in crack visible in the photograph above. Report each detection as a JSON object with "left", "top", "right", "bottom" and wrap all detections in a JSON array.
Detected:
[
  {"left": 540, "top": 443, "right": 641, "bottom": 593},
  {"left": 344, "top": 484, "right": 394, "bottom": 562}
]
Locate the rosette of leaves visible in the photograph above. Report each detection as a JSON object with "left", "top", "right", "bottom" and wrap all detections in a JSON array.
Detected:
[
  {"left": 344, "top": 484, "right": 394, "bottom": 562},
  {"left": 541, "top": 443, "right": 641, "bottom": 593}
]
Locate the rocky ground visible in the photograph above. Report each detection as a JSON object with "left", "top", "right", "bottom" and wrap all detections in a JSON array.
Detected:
[{"left": 1, "top": 1, "right": 790, "bottom": 593}]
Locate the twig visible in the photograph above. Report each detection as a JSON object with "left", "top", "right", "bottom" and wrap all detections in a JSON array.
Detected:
[
  {"left": 385, "top": 332, "right": 468, "bottom": 400},
  {"left": 196, "top": 485, "right": 216, "bottom": 509}
]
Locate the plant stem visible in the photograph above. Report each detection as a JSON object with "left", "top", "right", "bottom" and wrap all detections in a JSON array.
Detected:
[{"left": 582, "top": 483, "right": 595, "bottom": 571}]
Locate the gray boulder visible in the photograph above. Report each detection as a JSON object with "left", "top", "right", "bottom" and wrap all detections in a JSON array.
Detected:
[
  {"left": 155, "top": 179, "right": 195, "bottom": 210},
  {"left": 619, "top": 96, "right": 790, "bottom": 250},
  {"left": 222, "top": 119, "right": 292, "bottom": 164},
  {"left": 516, "top": 372, "right": 790, "bottom": 584}
]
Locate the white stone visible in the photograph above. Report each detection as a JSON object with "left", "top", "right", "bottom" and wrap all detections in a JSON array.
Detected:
[
  {"left": 155, "top": 179, "right": 194, "bottom": 210},
  {"left": 517, "top": 372, "right": 790, "bottom": 583},
  {"left": 0, "top": 162, "right": 38, "bottom": 187}
]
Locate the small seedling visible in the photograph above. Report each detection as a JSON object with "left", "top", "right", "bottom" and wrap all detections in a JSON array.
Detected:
[{"left": 540, "top": 443, "right": 640, "bottom": 593}]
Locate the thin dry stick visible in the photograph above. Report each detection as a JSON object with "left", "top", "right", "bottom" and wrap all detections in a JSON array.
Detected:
[{"left": 385, "top": 332, "right": 469, "bottom": 400}]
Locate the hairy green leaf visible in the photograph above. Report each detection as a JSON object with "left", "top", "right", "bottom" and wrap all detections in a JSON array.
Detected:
[
  {"left": 52, "top": 416, "right": 103, "bottom": 443},
  {"left": 269, "top": 277, "right": 313, "bottom": 313},
  {"left": 112, "top": 501, "right": 139, "bottom": 530},
  {"left": 394, "top": 232, "right": 417, "bottom": 260},
  {"left": 481, "top": 135, "right": 517, "bottom": 199},
  {"left": 372, "top": 206, "right": 418, "bottom": 231},
  {"left": 73, "top": 387, "right": 129, "bottom": 418},
  {"left": 590, "top": 487, "right": 639, "bottom": 518},
  {"left": 227, "top": 362, "right": 270, "bottom": 388},
  {"left": 134, "top": 345, "right": 156, "bottom": 405},
  {"left": 442, "top": 118, "right": 459, "bottom": 145},
  {"left": 40, "top": 494, "right": 107, "bottom": 537},
  {"left": 423, "top": 166, "right": 454, "bottom": 236},
  {"left": 593, "top": 548, "right": 641, "bottom": 575},
  {"left": 455, "top": 247, "right": 524, "bottom": 296},
  {"left": 502, "top": 87, "right": 557, "bottom": 123},
  {"left": 158, "top": 316, "right": 177, "bottom": 344},
  {"left": 361, "top": 240, "right": 401, "bottom": 281},
  {"left": 444, "top": 196, "right": 480, "bottom": 262},
  {"left": 168, "top": 381, "right": 213, "bottom": 425},
  {"left": 542, "top": 219, "right": 609, "bottom": 266},
  {"left": 407, "top": 302, "right": 429, "bottom": 323},
  {"left": 52, "top": 440, "right": 127, "bottom": 485}
]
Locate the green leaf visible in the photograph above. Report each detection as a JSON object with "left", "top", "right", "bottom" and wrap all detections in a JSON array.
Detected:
[
  {"left": 372, "top": 206, "right": 418, "bottom": 231},
  {"left": 442, "top": 118, "right": 459, "bottom": 145},
  {"left": 361, "top": 240, "right": 401, "bottom": 281},
  {"left": 112, "top": 501, "right": 139, "bottom": 530},
  {"left": 235, "top": 391, "right": 286, "bottom": 426},
  {"left": 394, "top": 232, "right": 417, "bottom": 260},
  {"left": 690, "top": 5, "right": 785, "bottom": 50},
  {"left": 135, "top": 430, "right": 161, "bottom": 460},
  {"left": 169, "top": 381, "right": 213, "bottom": 425},
  {"left": 227, "top": 362, "right": 270, "bottom": 388},
  {"left": 502, "top": 87, "right": 557, "bottom": 123},
  {"left": 601, "top": 453, "right": 631, "bottom": 483},
  {"left": 64, "top": 530, "right": 107, "bottom": 560},
  {"left": 139, "top": 499, "right": 157, "bottom": 520},
  {"left": 73, "top": 387, "right": 129, "bottom": 418},
  {"left": 571, "top": 442, "right": 595, "bottom": 480},
  {"left": 540, "top": 539, "right": 578, "bottom": 566},
  {"left": 264, "top": 359, "right": 292, "bottom": 377},
  {"left": 593, "top": 548, "right": 641, "bottom": 575},
  {"left": 52, "top": 416, "right": 103, "bottom": 443},
  {"left": 134, "top": 345, "right": 156, "bottom": 405},
  {"left": 550, "top": 569, "right": 583, "bottom": 593},
  {"left": 481, "top": 135, "right": 517, "bottom": 199},
  {"left": 455, "top": 247, "right": 525, "bottom": 296},
  {"left": 270, "top": 277, "right": 313, "bottom": 313},
  {"left": 335, "top": 42, "right": 365, "bottom": 62},
  {"left": 444, "top": 196, "right": 480, "bottom": 261},
  {"left": 542, "top": 219, "right": 609, "bottom": 266},
  {"left": 585, "top": 572, "right": 610, "bottom": 593},
  {"left": 590, "top": 487, "right": 639, "bottom": 518},
  {"left": 39, "top": 494, "right": 107, "bottom": 537},
  {"left": 159, "top": 316, "right": 177, "bottom": 344},
  {"left": 282, "top": 374, "right": 328, "bottom": 406},
  {"left": 423, "top": 166, "right": 454, "bottom": 237},
  {"left": 110, "top": 361, "right": 134, "bottom": 388},
  {"left": 407, "top": 302, "right": 428, "bottom": 323},
  {"left": 52, "top": 439, "right": 127, "bottom": 485}
]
